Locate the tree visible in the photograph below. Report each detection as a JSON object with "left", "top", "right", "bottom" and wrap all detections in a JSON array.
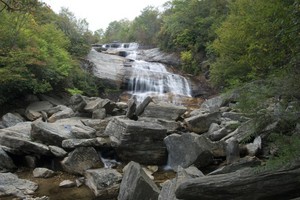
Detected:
[
  {"left": 102, "top": 19, "right": 132, "bottom": 43},
  {"left": 210, "top": 0, "right": 300, "bottom": 88},
  {"left": 128, "top": 6, "right": 162, "bottom": 46},
  {"left": 158, "top": 0, "right": 229, "bottom": 74},
  {"left": 56, "top": 8, "right": 91, "bottom": 57}
]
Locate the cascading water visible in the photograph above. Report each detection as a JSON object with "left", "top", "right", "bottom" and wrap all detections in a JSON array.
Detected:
[
  {"left": 97, "top": 42, "right": 192, "bottom": 105},
  {"left": 127, "top": 57, "right": 192, "bottom": 105}
]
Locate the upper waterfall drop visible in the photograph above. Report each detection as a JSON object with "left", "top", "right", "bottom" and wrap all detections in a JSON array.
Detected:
[{"left": 91, "top": 42, "right": 192, "bottom": 105}]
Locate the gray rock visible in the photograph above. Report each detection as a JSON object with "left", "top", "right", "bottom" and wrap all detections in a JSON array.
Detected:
[
  {"left": 126, "top": 97, "right": 137, "bottom": 119},
  {"left": 61, "top": 147, "right": 102, "bottom": 175},
  {"left": 200, "top": 96, "right": 224, "bottom": 113},
  {"left": 2, "top": 113, "right": 25, "bottom": 128},
  {"left": 69, "top": 94, "right": 88, "bottom": 113},
  {"left": 26, "top": 101, "right": 54, "bottom": 113},
  {"left": 116, "top": 102, "right": 128, "bottom": 110},
  {"left": 25, "top": 156, "right": 38, "bottom": 168},
  {"left": 62, "top": 138, "right": 110, "bottom": 149},
  {"left": 222, "top": 119, "right": 256, "bottom": 142},
  {"left": 25, "top": 109, "right": 42, "bottom": 121},
  {"left": 208, "top": 156, "right": 261, "bottom": 175},
  {"left": 92, "top": 108, "right": 106, "bottom": 119},
  {"left": 76, "top": 177, "right": 85, "bottom": 187},
  {"left": 226, "top": 139, "right": 240, "bottom": 164},
  {"left": 158, "top": 166, "right": 196, "bottom": 200},
  {"left": 31, "top": 121, "right": 74, "bottom": 146},
  {"left": 104, "top": 117, "right": 167, "bottom": 165},
  {"left": 33, "top": 168, "right": 55, "bottom": 178},
  {"left": 0, "top": 147, "right": 16, "bottom": 172},
  {"left": 47, "top": 106, "right": 74, "bottom": 123},
  {"left": 246, "top": 136, "right": 262, "bottom": 156},
  {"left": 0, "top": 172, "right": 38, "bottom": 198},
  {"left": 222, "top": 112, "right": 250, "bottom": 122},
  {"left": 59, "top": 180, "right": 76, "bottom": 188},
  {"left": 118, "top": 161, "right": 160, "bottom": 200},
  {"left": 55, "top": 118, "right": 85, "bottom": 126},
  {"left": 81, "top": 118, "right": 112, "bottom": 137},
  {"left": 135, "top": 96, "right": 152, "bottom": 116},
  {"left": 0, "top": 122, "right": 32, "bottom": 139},
  {"left": 140, "top": 117, "right": 180, "bottom": 134},
  {"left": 136, "top": 48, "right": 181, "bottom": 66},
  {"left": 209, "top": 127, "right": 230, "bottom": 141},
  {"left": 141, "top": 102, "right": 187, "bottom": 121},
  {"left": 49, "top": 145, "right": 68, "bottom": 157},
  {"left": 184, "top": 112, "right": 221, "bottom": 134},
  {"left": 0, "top": 135, "right": 49, "bottom": 155},
  {"left": 70, "top": 125, "right": 96, "bottom": 139},
  {"left": 39, "top": 94, "right": 66, "bottom": 106},
  {"left": 85, "top": 168, "right": 122, "bottom": 198},
  {"left": 164, "top": 133, "right": 224, "bottom": 170},
  {"left": 84, "top": 98, "right": 116, "bottom": 114},
  {"left": 207, "top": 123, "right": 221, "bottom": 135}
]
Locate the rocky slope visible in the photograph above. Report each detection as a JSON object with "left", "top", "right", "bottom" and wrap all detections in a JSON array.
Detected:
[{"left": 0, "top": 91, "right": 299, "bottom": 199}]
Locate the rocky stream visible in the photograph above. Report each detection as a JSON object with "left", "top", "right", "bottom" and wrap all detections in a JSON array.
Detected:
[{"left": 1, "top": 45, "right": 300, "bottom": 200}]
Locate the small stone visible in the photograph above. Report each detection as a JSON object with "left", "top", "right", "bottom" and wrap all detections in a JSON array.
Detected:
[
  {"left": 33, "top": 168, "right": 55, "bottom": 178},
  {"left": 59, "top": 180, "right": 76, "bottom": 188}
]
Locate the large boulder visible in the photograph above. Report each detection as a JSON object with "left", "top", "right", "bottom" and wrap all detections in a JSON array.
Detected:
[
  {"left": 104, "top": 117, "right": 167, "bottom": 165},
  {"left": 31, "top": 121, "right": 74, "bottom": 146},
  {"left": 61, "top": 147, "right": 102, "bottom": 175},
  {"left": 1, "top": 113, "right": 25, "bottom": 128},
  {"left": 0, "top": 147, "right": 16, "bottom": 172},
  {"left": 140, "top": 102, "right": 187, "bottom": 121},
  {"left": 118, "top": 161, "right": 160, "bottom": 200},
  {"left": 62, "top": 138, "right": 110, "bottom": 149},
  {"left": 164, "top": 133, "right": 225, "bottom": 170},
  {"left": 85, "top": 168, "right": 122, "bottom": 199},
  {"left": 0, "top": 134, "right": 49, "bottom": 155},
  {"left": 0, "top": 172, "right": 38, "bottom": 198},
  {"left": 84, "top": 97, "right": 116, "bottom": 115},
  {"left": 47, "top": 106, "right": 74, "bottom": 123},
  {"left": 158, "top": 166, "right": 204, "bottom": 200},
  {"left": 81, "top": 118, "right": 112, "bottom": 137},
  {"left": 184, "top": 112, "right": 221, "bottom": 134}
]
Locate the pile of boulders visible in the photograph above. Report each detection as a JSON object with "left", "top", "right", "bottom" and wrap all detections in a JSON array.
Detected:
[{"left": 1, "top": 93, "right": 300, "bottom": 199}]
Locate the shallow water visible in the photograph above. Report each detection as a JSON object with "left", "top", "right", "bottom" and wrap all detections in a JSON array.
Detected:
[{"left": 2, "top": 167, "right": 176, "bottom": 200}]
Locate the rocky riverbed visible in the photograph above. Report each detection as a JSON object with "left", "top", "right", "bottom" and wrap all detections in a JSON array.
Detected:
[{"left": 1, "top": 92, "right": 300, "bottom": 199}]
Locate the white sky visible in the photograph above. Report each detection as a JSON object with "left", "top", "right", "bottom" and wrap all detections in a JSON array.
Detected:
[{"left": 41, "top": 0, "right": 168, "bottom": 32}]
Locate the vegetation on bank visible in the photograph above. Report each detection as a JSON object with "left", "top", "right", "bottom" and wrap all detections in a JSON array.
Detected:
[{"left": 0, "top": 0, "right": 101, "bottom": 105}]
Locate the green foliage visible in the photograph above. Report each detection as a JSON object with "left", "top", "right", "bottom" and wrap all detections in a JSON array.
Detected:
[
  {"left": 102, "top": 19, "right": 132, "bottom": 43},
  {"left": 128, "top": 6, "right": 162, "bottom": 46},
  {"left": 0, "top": 5, "right": 76, "bottom": 105},
  {"left": 210, "top": 0, "right": 300, "bottom": 88},
  {"left": 66, "top": 88, "right": 83, "bottom": 95},
  {"left": 255, "top": 133, "right": 300, "bottom": 172},
  {"left": 56, "top": 8, "right": 92, "bottom": 57},
  {"left": 180, "top": 50, "right": 198, "bottom": 74},
  {"left": 158, "top": 0, "right": 228, "bottom": 74}
]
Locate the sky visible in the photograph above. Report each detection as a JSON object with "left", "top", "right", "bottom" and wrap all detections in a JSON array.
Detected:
[{"left": 41, "top": 0, "right": 168, "bottom": 32}]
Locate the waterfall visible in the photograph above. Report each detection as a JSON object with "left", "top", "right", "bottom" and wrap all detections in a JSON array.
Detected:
[
  {"left": 96, "top": 42, "right": 192, "bottom": 105},
  {"left": 127, "top": 59, "right": 192, "bottom": 104}
]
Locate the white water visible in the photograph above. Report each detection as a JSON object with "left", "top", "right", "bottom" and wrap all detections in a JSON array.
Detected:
[
  {"left": 100, "top": 42, "right": 192, "bottom": 104},
  {"left": 127, "top": 59, "right": 192, "bottom": 104}
]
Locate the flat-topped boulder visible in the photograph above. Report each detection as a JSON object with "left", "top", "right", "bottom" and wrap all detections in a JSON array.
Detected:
[
  {"left": 104, "top": 117, "right": 168, "bottom": 165},
  {"left": 140, "top": 102, "right": 187, "bottom": 121},
  {"left": 31, "top": 121, "right": 74, "bottom": 146}
]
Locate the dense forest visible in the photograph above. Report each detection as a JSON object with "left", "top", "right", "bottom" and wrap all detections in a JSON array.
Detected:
[{"left": 1, "top": 0, "right": 299, "bottom": 112}]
